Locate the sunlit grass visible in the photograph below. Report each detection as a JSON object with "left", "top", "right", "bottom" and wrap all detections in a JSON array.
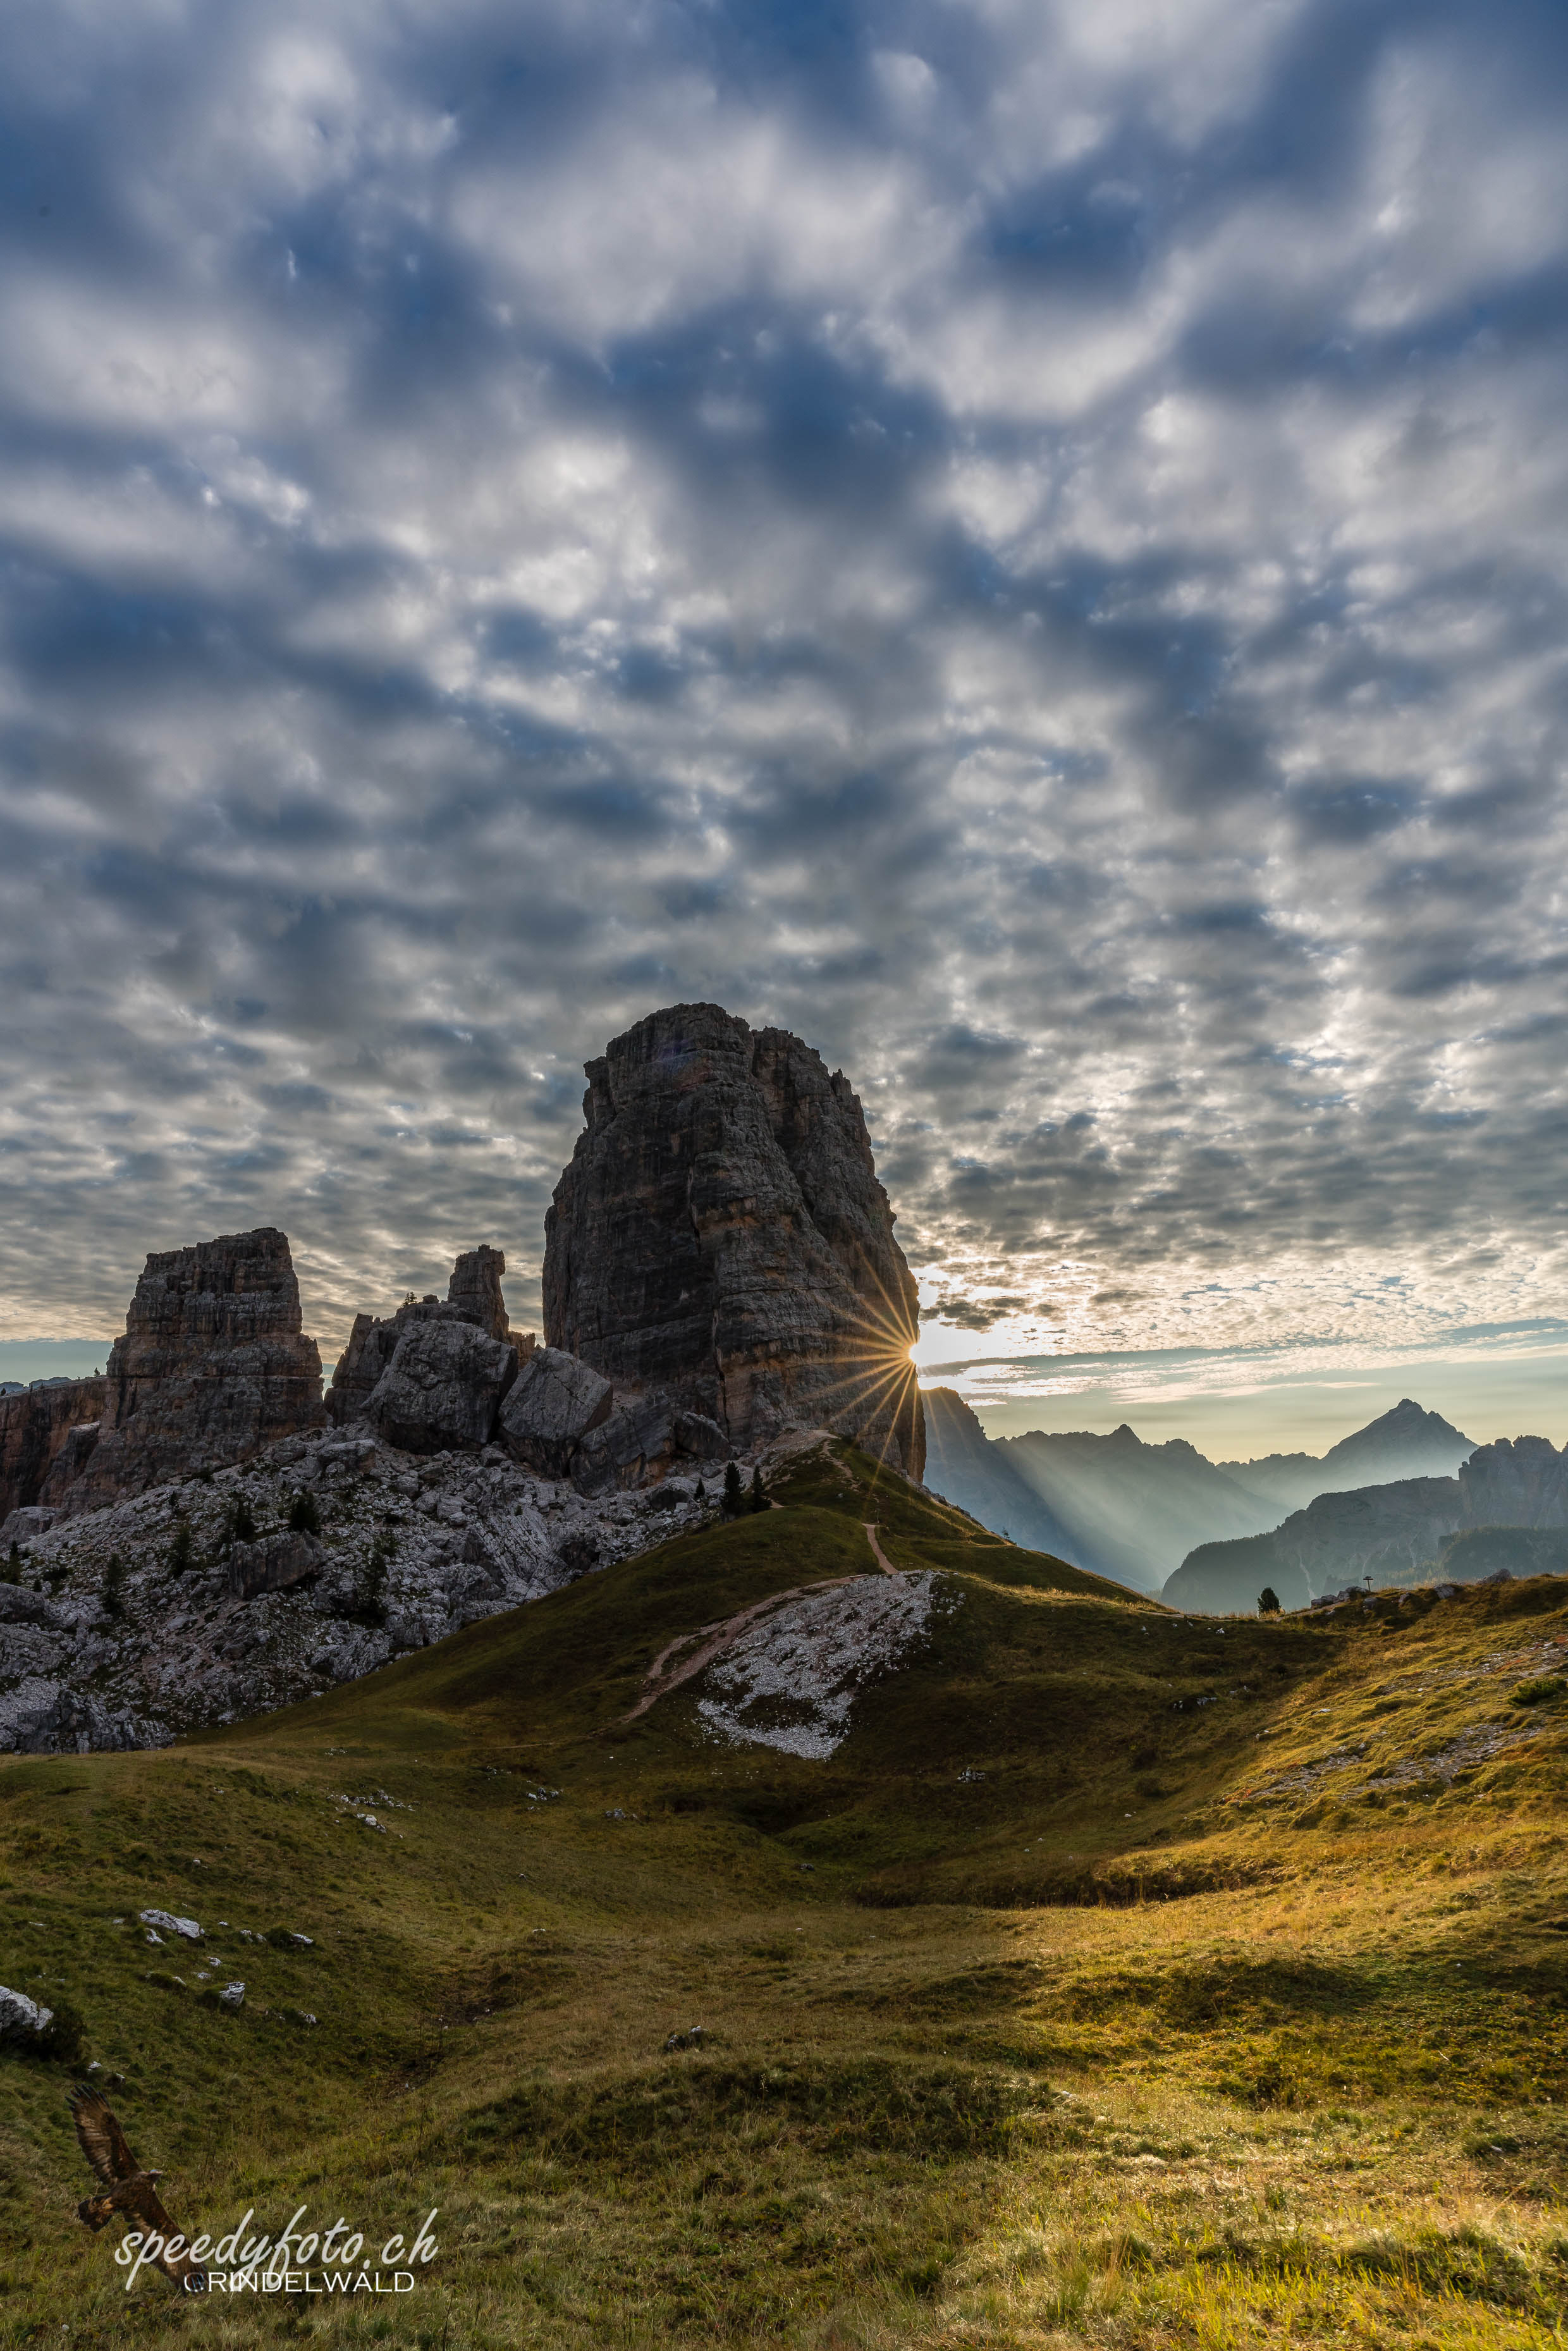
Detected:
[{"left": 0, "top": 1437, "right": 1564, "bottom": 2345}]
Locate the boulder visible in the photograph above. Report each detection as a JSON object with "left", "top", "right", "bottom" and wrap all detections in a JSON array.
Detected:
[
  {"left": 542, "top": 1004, "right": 924, "bottom": 1477},
  {"left": 572, "top": 1395, "right": 679, "bottom": 1496},
  {"left": 328, "top": 1247, "right": 525, "bottom": 1425},
  {"left": 0, "top": 1585, "right": 68, "bottom": 1630},
  {"left": 0, "top": 1984, "right": 52, "bottom": 2039},
  {"left": 138, "top": 1908, "right": 202, "bottom": 1941},
  {"left": 674, "top": 1410, "right": 729, "bottom": 1462},
  {"left": 58, "top": 1229, "right": 324, "bottom": 1512},
  {"left": 0, "top": 1678, "right": 163, "bottom": 1753},
  {"left": 497, "top": 1346, "right": 613, "bottom": 1475},
  {"left": 0, "top": 1506, "right": 58, "bottom": 1554},
  {"left": 363, "top": 1320, "right": 518, "bottom": 1454},
  {"left": 228, "top": 1532, "right": 324, "bottom": 1604}
]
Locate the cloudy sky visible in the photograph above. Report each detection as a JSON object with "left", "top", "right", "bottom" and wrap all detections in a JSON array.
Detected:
[{"left": 3, "top": 0, "right": 1566, "bottom": 1449}]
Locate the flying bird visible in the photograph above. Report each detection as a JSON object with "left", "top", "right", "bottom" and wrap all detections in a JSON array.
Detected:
[{"left": 68, "top": 2086, "right": 205, "bottom": 2288}]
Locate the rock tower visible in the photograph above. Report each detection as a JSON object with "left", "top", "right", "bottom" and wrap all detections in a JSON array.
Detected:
[{"left": 542, "top": 1004, "right": 924, "bottom": 1478}]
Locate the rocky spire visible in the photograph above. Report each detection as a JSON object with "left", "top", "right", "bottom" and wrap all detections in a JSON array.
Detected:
[
  {"left": 542, "top": 1003, "right": 924, "bottom": 1478},
  {"left": 447, "top": 1245, "right": 510, "bottom": 1341},
  {"left": 58, "top": 1228, "right": 324, "bottom": 1509}
]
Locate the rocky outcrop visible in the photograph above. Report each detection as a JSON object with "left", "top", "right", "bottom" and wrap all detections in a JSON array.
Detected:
[
  {"left": 57, "top": 1230, "right": 324, "bottom": 1513},
  {"left": 498, "top": 1346, "right": 613, "bottom": 1476},
  {"left": 448, "top": 1246, "right": 511, "bottom": 1342},
  {"left": 571, "top": 1395, "right": 729, "bottom": 1498},
  {"left": 496, "top": 1347, "right": 728, "bottom": 1492},
  {"left": 362, "top": 1320, "right": 518, "bottom": 1456},
  {"left": 0, "top": 1507, "right": 59, "bottom": 1556},
  {"left": 542, "top": 1004, "right": 924, "bottom": 1478},
  {"left": 1459, "top": 1436, "right": 1568, "bottom": 1529},
  {"left": 226, "top": 1532, "right": 323, "bottom": 1604},
  {"left": 327, "top": 1249, "right": 533, "bottom": 1430},
  {"left": 0, "top": 1377, "right": 106, "bottom": 1521}
]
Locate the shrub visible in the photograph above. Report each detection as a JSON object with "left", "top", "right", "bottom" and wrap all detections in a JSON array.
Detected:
[
  {"left": 3, "top": 1542, "right": 18, "bottom": 1585},
  {"left": 101, "top": 1554, "right": 126, "bottom": 1617},
  {"left": 224, "top": 1493, "right": 257, "bottom": 1547},
  {"left": 1258, "top": 1587, "right": 1281, "bottom": 1615},
  {"left": 348, "top": 1531, "right": 395, "bottom": 1628},
  {"left": 288, "top": 1489, "right": 321, "bottom": 1535},
  {"left": 167, "top": 1519, "right": 195, "bottom": 1578},
  {"left": 1510, "top": 1675, "right": 1567, "bottom": 1707}
]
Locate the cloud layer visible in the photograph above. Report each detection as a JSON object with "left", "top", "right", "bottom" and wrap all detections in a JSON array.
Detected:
[{"left": 2, "top": 0, "right": 1566, "bottom": 1365}]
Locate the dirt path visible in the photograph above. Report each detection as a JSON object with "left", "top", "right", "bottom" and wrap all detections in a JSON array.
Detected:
[
  {"left": 622, "top": 1576, "right": 860, "bottom": 1723},
  {"left": 863, "top": 1523, "right": 899, "bottom": 1577},
  {"left": 622, "top": 1519, "right": 904, "bottom": 1724}
]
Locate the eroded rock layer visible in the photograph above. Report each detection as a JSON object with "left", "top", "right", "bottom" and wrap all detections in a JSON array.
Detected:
[
  {"left": 542, "top": 1004, "right": 924, "bottom": 1477},
  {"left": 0, "top": 1378, "right": 105, "bottom": 1522},
  {"left": 59, "top": 1229, "right": 324, "bottom": 1511}
]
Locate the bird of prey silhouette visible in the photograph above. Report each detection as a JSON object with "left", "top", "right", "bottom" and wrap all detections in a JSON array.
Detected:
[{"left": 68, "top": 2086, "right": 206, "bottom": 2288}]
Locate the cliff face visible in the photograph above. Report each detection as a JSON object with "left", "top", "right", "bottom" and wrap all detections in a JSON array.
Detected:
[
  {"left": 1459, "top": 1435, "right": 1568, "bottom": 1528},
  {"left": 0, "top": 1378, "right": 106, "bottom": 1520},
  {"left": 542, "top": 1004, "right": 924, "bottom": 1478},
  {"left": 59, "top": 1229, "right": 323, "bottom": 1510}
]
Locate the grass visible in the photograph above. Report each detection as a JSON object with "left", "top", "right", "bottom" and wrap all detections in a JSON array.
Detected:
[{"left": 0, "top": 1438, "right": 1564, "bottom": 2346}]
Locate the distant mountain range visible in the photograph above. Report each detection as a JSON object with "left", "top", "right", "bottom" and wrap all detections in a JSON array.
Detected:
[
  {"left": 921, "top": 1391, "right": 1478, "bottom": 1595},
  {"left": 1215, "top": 1397, "right": 1481, "bottom": 1513},
  {"left": 1168, "top": 1432, "right": 1568, "bottom": 1612}
]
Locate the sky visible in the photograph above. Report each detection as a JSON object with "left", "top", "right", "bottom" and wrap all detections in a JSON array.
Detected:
[{"left": 1, "top": 0, "right": 1565, "bottom": 1454}]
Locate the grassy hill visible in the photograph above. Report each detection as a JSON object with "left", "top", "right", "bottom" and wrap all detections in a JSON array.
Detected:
[{"left": 2, "top": 1437, "right": 1566, "bottom": 2348}]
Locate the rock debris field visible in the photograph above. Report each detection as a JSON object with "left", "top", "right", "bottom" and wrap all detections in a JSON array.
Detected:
[
  {"left": 695, "top": 1571, "right": 945, "bottom": 1760},
  {"left": 0, "top": 1426, "right": 717, "bottom": 1753}
]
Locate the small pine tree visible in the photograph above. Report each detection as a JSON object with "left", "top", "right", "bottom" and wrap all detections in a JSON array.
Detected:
[
  {"left": 168, "top": 1519, "right": 195, "bottom": 1578},
  {"left": 224, "top": 1493, "right": 257, "bottom": 1547},
  {"left": 750, "top": 1466, "right": 766, "bottom": 1514},
  {"left": 694, "top": 1478, "right": 706, "bottom": 1505},
  {"left": 355, "top": 1532, "right": 394, "bottom": 1628},
  {"left": 722, "top": 1461, "right": 744, "bottom": 1516},
  {"left": 1258, "top": 1587, "right": 1281, "bottom": 1616},
  {"left": 102, "top": 1553, "right": 126, "bottom": 1618},
  {"left": 288, "top": 1489, "right": 321, "bottom": 1536},
  {"left": 3, "top": 1542, "right": 20, "bottom": 1586}
]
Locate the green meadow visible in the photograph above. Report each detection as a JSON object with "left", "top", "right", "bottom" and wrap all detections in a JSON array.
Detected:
[{"left": 1, "top": 1439, "right": 1565, "bottom": 2348}]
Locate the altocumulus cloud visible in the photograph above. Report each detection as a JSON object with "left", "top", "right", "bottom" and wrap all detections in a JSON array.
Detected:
[{"left": 1, "top": 0, "right": 1566, "bottom": 1362}]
